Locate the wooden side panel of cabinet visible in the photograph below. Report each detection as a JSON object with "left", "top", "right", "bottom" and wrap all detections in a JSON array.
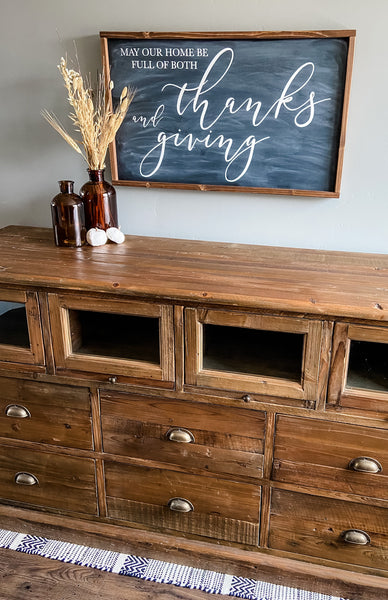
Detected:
[{"left": 327, "top": 322, "right": 349, "bottom": 407}]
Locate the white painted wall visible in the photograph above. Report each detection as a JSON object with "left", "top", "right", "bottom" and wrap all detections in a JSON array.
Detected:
[{"left": 0, "top": 0, "right": 387, "bottom": 252}]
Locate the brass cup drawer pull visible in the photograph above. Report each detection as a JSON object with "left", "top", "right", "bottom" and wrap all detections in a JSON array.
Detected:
[
  {"left": 14, "top": 472, "right": 39, "bottom": 486},
  {"left": 168, "top": 497, "right": 194, "bottom": 513},
  {"left": 5, "top": 405, "right": 31, "bottom": 419},
  {"left": 341, "top": 529, "right": 371, "bottom": 546},
  {"left": 348, "top": 456, "right": 382, "bottom": 474},
  {"left": 166, "top": 428, "right": 195, "bottom": 444}
]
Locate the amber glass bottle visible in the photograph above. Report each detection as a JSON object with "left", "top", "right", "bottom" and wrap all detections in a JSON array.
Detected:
[
  {"left": 79, "top": 169, "right": 118, "bottom": 231},
  {"left": 51, "top": 180, "right": 86, "bottom": 247}
]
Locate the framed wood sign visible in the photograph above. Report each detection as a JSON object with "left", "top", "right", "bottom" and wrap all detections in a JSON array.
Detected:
[{"left": 100, "top": 31, "right": 355, "bottom": 197}]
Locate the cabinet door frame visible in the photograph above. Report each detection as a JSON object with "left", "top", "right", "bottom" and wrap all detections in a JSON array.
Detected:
[
  {"left": 48, "top": 293, "right": 174, "bottom": 382},
  {"left": 0, "top": 288, "right": 45, "bottom": 367},
  {"left": 185, "top": 308, "right": 326, "bottom": 401},
  {"left": 328, "top": 322, "right": 388, "bottom": 414}
]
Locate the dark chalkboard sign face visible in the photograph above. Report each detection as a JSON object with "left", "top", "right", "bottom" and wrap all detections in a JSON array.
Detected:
[{"left": 101, "top": 31, "right": 355, "bottom": 197}]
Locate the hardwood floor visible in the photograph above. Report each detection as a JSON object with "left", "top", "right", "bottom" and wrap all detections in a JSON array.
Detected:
[
  {"left": 0, "top": 548, "right": 213, "bottom": 600},
  {"left": 0, "top": 506, "right": 387, "bottom": 600}
]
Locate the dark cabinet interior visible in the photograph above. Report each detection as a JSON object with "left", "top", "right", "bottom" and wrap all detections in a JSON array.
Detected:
[
  {"left": 0, "top": 302, "right": 30, "bottom": 348},
  {"left": 347, "top": 340, "right": 388, "bottom": 392},
  {"left": 68, "top": 309, "right": 161, "bottom": 364},
  {"left": 203, "top": 324, "right": 305, "bottom": 382}
]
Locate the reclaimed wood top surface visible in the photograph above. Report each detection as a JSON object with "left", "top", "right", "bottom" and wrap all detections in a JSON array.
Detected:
[{"left": 1, "top": 225, "right": 388, "bottom": 321}]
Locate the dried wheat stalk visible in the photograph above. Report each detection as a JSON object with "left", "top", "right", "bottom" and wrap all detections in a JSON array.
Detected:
[{"left": 42, "top": 57, "right": 135, "bottom": 170}]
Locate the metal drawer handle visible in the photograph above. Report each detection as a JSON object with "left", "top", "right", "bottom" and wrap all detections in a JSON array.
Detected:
[
  {"left": 166, "top": 428, "right": 195, "bottom": 444},
  {"left": 341, "top": 529, "right": 371, "bottom": 546},
  {"left": 15, "top": 472, "right": 39, "bottom": 486},
  {"left": 5, "top": 405, "right": 31, "bottom": 419},
  {"left": 168, "top": 497, "right": 194, "bottom": 513},
  {"left": 348, "top": 456, "right": 382, "bottom": 474}
]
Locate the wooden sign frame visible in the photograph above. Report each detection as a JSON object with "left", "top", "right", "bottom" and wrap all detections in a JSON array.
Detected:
[{"left": 100, "top": 30, "right": 355, "bottom": 197}]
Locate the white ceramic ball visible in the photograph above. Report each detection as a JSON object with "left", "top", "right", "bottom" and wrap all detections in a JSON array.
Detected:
[
  {"left": 86, "top": 228, "right": 108, "bottom": 247},
  {"left": 106, "top": 227, "right": 125, "bottom": 244}
]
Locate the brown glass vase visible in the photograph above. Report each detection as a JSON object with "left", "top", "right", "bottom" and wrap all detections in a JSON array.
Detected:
[
  {"left": 79, "top": 169, "right": 118, "bottom": 231},
  {"left": 51, "top": 180, "right": 86, "bottom": 247}
]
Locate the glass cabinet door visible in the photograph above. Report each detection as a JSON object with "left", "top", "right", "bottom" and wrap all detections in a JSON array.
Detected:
[
  {"left": 328, "top": 323, "right": 388, "bottom": 416},
  {"left": 48, "top": 294, "right": 174, "bottom": 385},
  {"left": 185, "top": 308, "right": 329, "bottom": 403},
  {"left": 0, "top": 289, "right": 44, "bottom": 367}
]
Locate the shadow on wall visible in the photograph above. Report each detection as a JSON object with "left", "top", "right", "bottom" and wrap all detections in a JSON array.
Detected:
[
  {"left": 0, "top": 35, "right": 102, "bottom": 168},
  {"left": 0, "top": 35, "right": 108, "bottom": 228}
]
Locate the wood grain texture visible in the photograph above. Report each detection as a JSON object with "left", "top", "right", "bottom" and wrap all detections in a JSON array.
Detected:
[
  {"left": 48, "top": 292, "right": 174, "bottom": 383},
  {"left": 0, "top": 377, "right": 92, "bottom": 449},
  {"left": 184, "top": 308, "right": 327, "bottom": 401},
  {"left": 0, "top": 547, "right": 216, "bottom": 600},
  {"left": 105, "top": 461, "right": 260, "bottom": 544},
  {"left": 100, "top": 30, "right": 357, "bottom": 40},
  {"left": 269, "top": 488, "right": 388, "bottom": 570},
  {"left": 1, "top": 226, "right": 388, "bottom": 322},
  {"left": 0, "top": 444, "right": 97, "bottom": 514},
  {"left": 327, "top": 322, "right": 388, "bottom": 417},
  {"left": 0, "top": 506, "right": 387, "bottom": 600},
  {"left": 105, "top": 461, "right": 261, "bottom": 521},
  {"left": 272, "top": 415, "right": 388, "bottom": 499},
  {"left": 37, "top": 292, "right": 55, "bottom": 374},
  {"left": 100, "top": 391, "right": 265, "bottom": 479},
  {"left": 0, "top": 288, "right": 45, "bottom": 367},
  {"left": 2, "top": 225, "right": 388, "bottom": 597}
]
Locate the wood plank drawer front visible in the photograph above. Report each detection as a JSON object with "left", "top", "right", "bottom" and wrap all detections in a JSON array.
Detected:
[
  {"left": 0, "top": 445, "right": 97, "bottom": 515},
  {"left": 272, "top": 415, "right": 388, "bottom": 499},
  {"left": 101, "top": 392, "right": 265, "bottom": 480},
  {"left": 269, "top": 489, "right": 388, "bottom": 571},
  {"left": 0, "top": 377, "right": 93, "bottom": 450},
  {"left": 105, "top": 461, "right": 261, "bottom": 545}
]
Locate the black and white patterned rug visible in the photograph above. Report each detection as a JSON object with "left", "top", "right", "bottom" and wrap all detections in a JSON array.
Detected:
[{"left": 0, "top": 528, "right": 349, "bottom": 600}]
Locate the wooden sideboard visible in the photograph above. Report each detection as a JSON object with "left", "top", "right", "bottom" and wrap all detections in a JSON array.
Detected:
[{"left": 0, "top": 225, "right": 387, "bottom": 597}]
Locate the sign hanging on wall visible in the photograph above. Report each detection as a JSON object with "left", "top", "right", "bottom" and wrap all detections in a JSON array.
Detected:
[{"left": 100, "top": 31, "right": 355, "bottom": 197}]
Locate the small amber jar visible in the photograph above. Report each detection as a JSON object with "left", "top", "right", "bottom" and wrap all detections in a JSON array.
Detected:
[{"left": 51, "top": 180, "right": 86, "bottom": 247}]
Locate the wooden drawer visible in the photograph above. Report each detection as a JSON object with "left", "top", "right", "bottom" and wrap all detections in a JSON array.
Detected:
[
  {"left": 49, "top": 294, "right": 174, "bottom": 386},
  {"left": 105, "top": 461, "right": 261, "bottom": 545},
  {"left": 272, "top": 415, "right": 388, "bottom": 499},
  {"left": 269, "top": 489, "right": 388, "bottom": 571},
  {"left": 0, "top": 445, "right": 97, "bottom": 515},
  {"left": 101, "top": 391, "right": 265, "bottom": 480},
  {"left": 0, "top": 377, "right": 93, "bottom": 450},
  {"left": 185, "top": 308, "right": 329, "bottom": 403}
]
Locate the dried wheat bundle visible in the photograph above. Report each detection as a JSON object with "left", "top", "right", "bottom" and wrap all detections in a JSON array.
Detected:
[{"left": 42, "top": 57, "right": 135, "bottom": 169}]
